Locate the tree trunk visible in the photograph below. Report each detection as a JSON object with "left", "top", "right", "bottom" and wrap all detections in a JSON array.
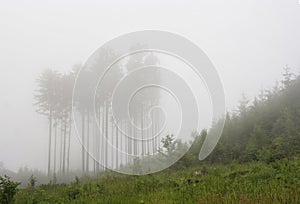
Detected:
[
  {"left": 60, "top": 120, "right": 63, "bottom": 174},
  {"left": 152, "top": 109, "right": 156, "bottom": 154},
  {"left": 105, "top": 103, "right": 108, "bottom": 170},
  {"left": 53, "top": 121, "right": 57, "bottom": 176},
  {"left": 129, "top": 124, "right": 132, "bottom": 164},
  {"left": 93, "top": 119, "right": 96, "bottom": 173},
  {"left": 63, "top": 113, "right": 67, "bottom": 174},
  {"left": 111, "top": 115, "right": 114, "bottom": 169},
  {"left": 86, "top": 111, "right": 90, "bottom": 172},
  {"left": 141, "top": 105, "right": 144, "bottom": 156},
  {"left": 67, "top": 114, "right": 72, "bottom": 172},
  {"left": 133, "top": 114, "right": 137, "bottom": 157},
  {"left": 115, "top": 124, "right": 118, "bottom": 169},
  {"left": 96, "top": 107, "right": 101, "bottom": 172},
  {"left": 81, "top": 111, "right": 85, "bottom": 172},
  {"left": 125, "top": 121, "right": 128, "bottom": 164},
  {"left": 120, "top": 120, "right": 123, "bottom": 166},
  {"left": 48, "top": 109, "right": 53, "bottom": 176},
  {"left": 147, "top": 108, "right": 150, "bottom": 155},
  {"left": 101, "top": 106, "right": 105, "bottom": 171}
]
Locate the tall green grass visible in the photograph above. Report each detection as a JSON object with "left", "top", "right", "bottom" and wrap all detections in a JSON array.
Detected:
[{"left": 14, "top": 158, "right": 300, "bottom": 203}]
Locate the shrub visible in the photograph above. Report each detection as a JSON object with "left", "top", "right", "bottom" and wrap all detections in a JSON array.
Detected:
[
  {"left": 28, "top": 175, "right": 37, "bottom": 189},
  {"left": 0, "top": 175, "right": 21, "bottom": 204},
  {"left": 96, "top": 183, "right": 105, "bottom": 195},
  {"left": 65, "top": 185, "right": 80, "bottom": 200}
]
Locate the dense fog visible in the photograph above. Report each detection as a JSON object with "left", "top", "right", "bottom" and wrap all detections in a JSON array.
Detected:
[{"left": 0, "top": 0, "right": 299, "bottom": 176}]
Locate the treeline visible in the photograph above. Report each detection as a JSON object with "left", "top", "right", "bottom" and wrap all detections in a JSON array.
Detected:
[
  {"left": 182, "top": 67, "right": 300, "bottom": 167},
  {"left": 34, "top": 68, "right": 77, "bottom": 176},
  {"left": 34, "top": 48, "right": 162, "bottom": 176},
  {"left": 35, "top": 57, "right": 300, "bottom": 175}
]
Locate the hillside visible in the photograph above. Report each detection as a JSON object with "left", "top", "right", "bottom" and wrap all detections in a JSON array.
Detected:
[
  {"left": 3, "top": 69, "right": 300, "bottom": 203},
  {"left": 14, "top": 159, "right": 300, "bottom": 203}
]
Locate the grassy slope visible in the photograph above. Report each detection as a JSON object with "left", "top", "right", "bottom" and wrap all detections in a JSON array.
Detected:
[{"left": 15, "top": 158, "right": 300, "bottom": 204}]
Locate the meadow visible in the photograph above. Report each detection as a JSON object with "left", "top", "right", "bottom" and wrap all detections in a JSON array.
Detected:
[{"left": 13, "top": 158, "right": 300, "bottom": 203}]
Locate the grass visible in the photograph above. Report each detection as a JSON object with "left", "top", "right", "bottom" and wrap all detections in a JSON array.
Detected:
[{"left": 14, "top": 158, "right": 300, "bottom": 203}]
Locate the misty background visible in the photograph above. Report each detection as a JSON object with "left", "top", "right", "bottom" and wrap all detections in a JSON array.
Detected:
[{"left": 0, "top": 0, "right": 300, "bottom": 172}]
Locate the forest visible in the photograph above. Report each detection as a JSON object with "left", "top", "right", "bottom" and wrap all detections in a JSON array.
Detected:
[
  {"left": 2, "top": 0, "right": 300, "bottom": 203},
  {"left": 0, "top": 67, "right": 299, "bottom": 203}
]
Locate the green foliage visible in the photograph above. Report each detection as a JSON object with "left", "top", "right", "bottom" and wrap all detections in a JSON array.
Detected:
[
  {"left": 200, "top": 70, "right": 300, "bottom": 164},
  {"left": 65, "top": 185, "right": 81, "bottom": 200},
  {"left": 0, "top": 175, "right": 20, "bottom": 204},
  {"left": 13, "top": 160, "right": 300, "bottom": 203},
  {"left": 74, "top": 176, "right": 80, "bottom": 185},
  {"left": 161, "top": 134, "right": 175, "bottom": 153},
  {"left": 28, "top": 175, "right": 37, "bottom": 189},
  {"left": 96, "top": 183, "right": 105, "bottom": 195},
  {"left": 21, "top": 68, "right": 300, "bottom": 203}
]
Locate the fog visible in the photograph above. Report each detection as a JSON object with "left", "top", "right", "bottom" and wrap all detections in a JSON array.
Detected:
[{"left": 0, "top": 0, "right": 300, "bottom": 173}]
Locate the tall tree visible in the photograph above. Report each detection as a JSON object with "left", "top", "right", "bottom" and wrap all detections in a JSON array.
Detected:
[{"left": 34, "top": 69, "right": 60, "bottom": 176}]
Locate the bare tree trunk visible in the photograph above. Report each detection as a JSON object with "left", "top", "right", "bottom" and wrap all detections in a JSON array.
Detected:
[
  {"left": 53, "top": 120, "right": 57, "bottom": 176},
  {"left": 48, "top": 109, "right": 53, "bottom": 176},
  {"left": 147, "top": 107, "right": 150, "bottom": 155},
  {"left": 101, "top": 106, "right": 105, "bottom": 171},
  {"left": 115, "top": 124, "right": 118, "bottom": 169},
  {"left": 63, "top": 113, "right": 67, "bottom": 174},
  {"left": 127, "top": 122, "right": 133, "bottom": 163},
  {"left": 153, "top": 110, "right": 157, "bottom": 154},
  {"left": 67, "top": 115, "right": 72, "bottom": 172},
  {"left": 60, "top": 120, "right": 63, "bottom": 174},
  {"left": 141, "top": 105, "right": 144, "bottom": 156},
  {"left": 120, "top": 120, "right": 123, "bottom": 166},
  {"left": 93, "top": 119, "right": 96, "bottom": 173},
  {"left": 97, "top": 107, "right": 101, "bottom": 172},
  {"left": 156, "top": 113, "right": 160, "bottom": 153},
  {"left": 86, "top": 111, "right": 90, "bottom": 172},
  {"left": 111, "top": 115, "right": 114, "bottom": 169},
  {"left": 105, "top": 103, "right": 108, "bottom": 170},
  {"left": 125, "top": 121, "right": 128, "bottom": 164},
  {"left": 152, "top": 109, "right": 156, "bottom": 154},
  {"left": 81, "top": 112, "right": 85, "bottom": 172},
  {"left": 133, "top": 113, "right": 137, "bottom": 157}
]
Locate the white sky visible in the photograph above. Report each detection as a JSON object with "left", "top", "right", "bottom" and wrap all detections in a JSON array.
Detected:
[{"left": 0, "top": 0, "right": 300, "bottom": 172}]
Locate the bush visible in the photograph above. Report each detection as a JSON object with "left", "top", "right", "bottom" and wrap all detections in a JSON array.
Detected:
[
  {"left": 96, "top": 183, "right": 105, "bottom": 195},
  {"left": 0, "top": 175, "right": 21, "bottom": 204},
  {"left": 28, "top": 175, "right": 37, "bottom": 189},
  {"left": 65, "top": 185, "right": 80, "bottom": 200}
]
